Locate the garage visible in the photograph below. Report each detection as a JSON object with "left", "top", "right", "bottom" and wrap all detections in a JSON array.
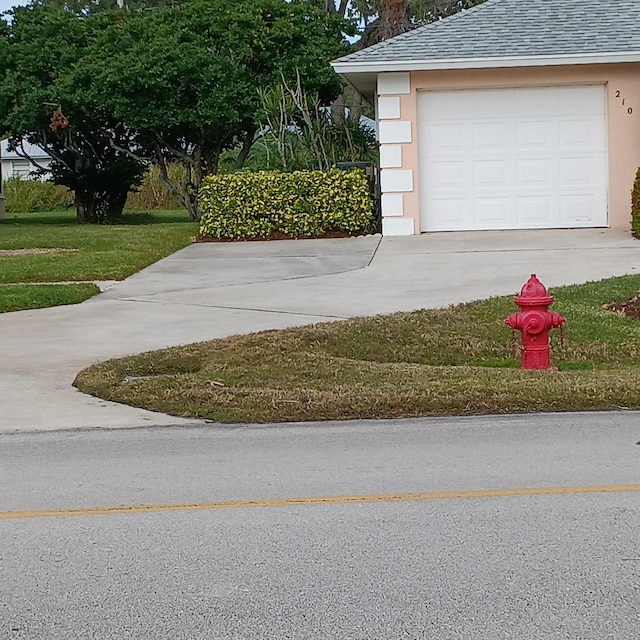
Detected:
[
  {"left": 417, "top": 85, "right": 608, "bottom": 232},
  {"left": 332, "top": 0, "right": 640, "bottom": 236}
]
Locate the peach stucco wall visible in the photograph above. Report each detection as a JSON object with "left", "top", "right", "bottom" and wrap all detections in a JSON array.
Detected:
[{"left": 379, "top": 63, "right": 640, "bottom": 234}]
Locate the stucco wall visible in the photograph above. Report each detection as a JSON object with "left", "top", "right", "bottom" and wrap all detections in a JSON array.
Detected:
[{"left": 377, "top": 63, "right": 640, "bottom": 234}]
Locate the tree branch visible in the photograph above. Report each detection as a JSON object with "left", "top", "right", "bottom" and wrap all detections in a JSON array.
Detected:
[
  {"left": 153, "top": 139, "right": 196, "bottom": 219},
  {"left": 108, "top": 137, "right": 149, "bottom": 164},
  {"left": 155, "top": 133, "right": 194, "bottom": 165},
  {"left": 235, "top": 125, "right": 257, "bottom": 170}
]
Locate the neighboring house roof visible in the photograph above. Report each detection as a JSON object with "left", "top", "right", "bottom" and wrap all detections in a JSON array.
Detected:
[
  {"left": 333, "top": 0, "right": 640, "bottom": 96},
  {"left": 1, "top": 140, "right": 51, "bottom": 160}
]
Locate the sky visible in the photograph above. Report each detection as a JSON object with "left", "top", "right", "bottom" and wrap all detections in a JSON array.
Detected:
[{"left": 1, "top": 0, "right": 29, "bottom": 14}]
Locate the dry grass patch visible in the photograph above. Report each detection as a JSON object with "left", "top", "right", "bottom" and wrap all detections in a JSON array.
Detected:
[
  {"left": 0, "top": 248, "right": 79, "bottom": 257},
  {"left": 74, "top": 274, "right": 640, "bottom": 423}
]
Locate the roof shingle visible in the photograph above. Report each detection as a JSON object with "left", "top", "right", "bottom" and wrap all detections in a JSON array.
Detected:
[{"left": 334, "top": 0, "right": 640, "bottom": 66}]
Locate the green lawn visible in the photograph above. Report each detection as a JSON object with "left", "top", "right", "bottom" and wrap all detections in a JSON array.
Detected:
[
  {"left": 74, "top": 274, "right": 640, "bottom": 423},
  {"left": 0, "top": 209, "right": 197, "bottom": 312},
  {"left": 0, "top": 283, "right": 101, "bottom": 313}
]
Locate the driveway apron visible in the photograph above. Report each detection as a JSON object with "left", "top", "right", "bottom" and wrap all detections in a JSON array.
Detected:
[{"left": 1, "top": 229, "right": 639, "bottom": 432}]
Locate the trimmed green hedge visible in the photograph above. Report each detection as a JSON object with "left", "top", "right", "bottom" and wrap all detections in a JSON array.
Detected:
[
  {"left": 199, "top": 169, "right": 375, "bottom": 240},
  {"left": 632, "top": 168, "right": 640, "bottom": 237}
]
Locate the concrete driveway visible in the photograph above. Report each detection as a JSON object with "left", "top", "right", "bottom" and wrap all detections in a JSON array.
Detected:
[{"left": 1, "top": 228, "right": 639, "bottom": 432}]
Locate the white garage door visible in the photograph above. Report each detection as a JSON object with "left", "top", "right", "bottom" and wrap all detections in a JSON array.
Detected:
[{"left": 417, "top": 85, "right": 608, "bottom": 232}]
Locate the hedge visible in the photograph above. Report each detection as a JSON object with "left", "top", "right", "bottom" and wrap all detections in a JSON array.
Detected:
[
  {"left": 632, "top": 168, "right": 640, "bottom": 237},
  {"left": 199, "top": 168, "right": 375, "bottom": 240}
]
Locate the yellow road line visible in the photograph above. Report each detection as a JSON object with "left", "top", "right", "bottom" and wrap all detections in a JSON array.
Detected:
[{"left": 1, "top": 484, "right": 640, "bottom": 521}]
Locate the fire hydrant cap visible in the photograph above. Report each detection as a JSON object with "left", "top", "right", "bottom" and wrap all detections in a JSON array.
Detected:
[{"left": 515, "top": 274, "right": 554, "bottom": 306}]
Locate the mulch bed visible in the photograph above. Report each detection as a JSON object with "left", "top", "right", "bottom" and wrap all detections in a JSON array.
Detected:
[
  {"left": 604, "top": 296, "right": 640, "bottom": 321},
  {"left": 192, "top": 230, "right": 372, "bottom": 243}
]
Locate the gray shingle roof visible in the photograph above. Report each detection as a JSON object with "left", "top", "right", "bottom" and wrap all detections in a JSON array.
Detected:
[{"left": 334, "top": 0, "right": 640, "bottom": 67}]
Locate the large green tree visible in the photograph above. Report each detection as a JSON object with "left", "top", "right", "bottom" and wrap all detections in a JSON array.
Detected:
[
  {"left": 0, "top": 0, "right": 350, "bottom": 221},
  {"left": 71, "top": 0, "right": 352, "bottom": 219},
  {"left": 0, "top": 5, "right": 145, "bottom": 223},
  {"left": 32, "top": 0, "right": 184, "bottom": 16}
]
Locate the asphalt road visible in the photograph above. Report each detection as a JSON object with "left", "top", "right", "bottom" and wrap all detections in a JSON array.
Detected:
[{"left": 2, "top": 413, "right": 640, "bottom": 639}]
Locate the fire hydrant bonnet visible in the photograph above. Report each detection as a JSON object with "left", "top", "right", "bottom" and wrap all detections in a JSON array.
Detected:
[{"left": 515, "top": 273, "right": 553, "bottom": 307}]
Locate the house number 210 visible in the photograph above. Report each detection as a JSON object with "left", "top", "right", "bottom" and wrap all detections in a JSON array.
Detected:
[{"left": 615, "top": 90, "right": 633, "bottom": 114}]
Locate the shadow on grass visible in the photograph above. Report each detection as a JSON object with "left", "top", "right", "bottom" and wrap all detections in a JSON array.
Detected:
[
  {"left": 0, "top": 209, "right": 190, "bottom": 227},
  {"left": 120, "top": 211, "right": 192, "bottom": 225},
  {"left": 0, "top": 211, "right": 75, "bottom": 226}
]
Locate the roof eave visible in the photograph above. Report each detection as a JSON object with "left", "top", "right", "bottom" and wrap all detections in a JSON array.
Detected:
[{"left": 332, "top": 51, "right": 640, "bottom": 75}]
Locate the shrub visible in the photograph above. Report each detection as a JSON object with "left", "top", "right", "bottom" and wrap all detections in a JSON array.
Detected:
[
  {"left": 632, "top": 168, "right": 640, "bottom": 237},
  {"left": 3, "top": 165, "right": 188, "bottom": 215},
  {"left": 255, "top": 76, "right": 379, "bottom": 173},
  {"left": 125, "top": 164, "right": 186, "bottom": 211},
  {"left": 199, "top": 168, "right": 375, "bottom": 240},
  {"left": 3, "top": 177, "right": 73, "bottom": 213}
]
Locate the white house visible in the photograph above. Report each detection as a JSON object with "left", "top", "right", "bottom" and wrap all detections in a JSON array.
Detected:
[
  {"left": 1, "top": 139, "right": 52, "bottom": 181},
  {"left": 0, "top": 140, "right": 53, "bottom": 217}
]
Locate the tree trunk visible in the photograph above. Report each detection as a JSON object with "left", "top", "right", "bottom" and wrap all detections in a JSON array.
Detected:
[
  {"left": 75, "top": 186, "right": 129, "bottom": 224},
  {"left": 235, "top": 126, "right": 257, "bottom": 170},
  {"left": 330, "top": 93, "right": 346, "bottom": 123}
]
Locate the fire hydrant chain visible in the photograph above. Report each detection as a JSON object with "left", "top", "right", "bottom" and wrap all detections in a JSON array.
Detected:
[{"left": 510, "top": 327, "right": 518, "bottom": 359}]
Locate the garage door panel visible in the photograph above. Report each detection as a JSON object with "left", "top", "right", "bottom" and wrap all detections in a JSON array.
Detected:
[
  {"left": 472, "top": 121, "right": 511, "bottom": 151},
  {"left": 419, "top": 93, "right": 471, "bottom": 119},
  {"left": 559, "top": 118, "right": 607, "bottom": 150},
  {"left": 428, "top": 161, "right": 468, "bottom": 189},
  {"left": 516, "top": 120, "right": 556, "bottom": 149},
  {"left": 429, "top": 199, "right": 471, "bottom": 230},
  {"left": 559, "top": 194, "right": 604, "bottom": 225},
  {"left": 555, "top": 85, "right": 606, "bottom": 116},
  {"left": 516, "top": 159, "right": 552, "bottom": 188},
  {"left": 558, "top": 157, "right": 601, "bottom": 186},
  {"left": 516, "top": 197, "right": 554, "bottom": 226},
  {"left": 418, "top": 85, "right": 608, "bottom": 231},
  {"left": 475, "top": 198, "right": 510, "bottom": 228},
  {"left": 421, "top": 123, "right": 466, "bottom": 154},
  {"left": 473, "top": 161, "right": 509, "bottom": 188},
  {"left": 472, "top": 89, "right": 514, "bottom": 117},
  {"left": 514, "top": 87, "right": 559, "bottom": 117}
]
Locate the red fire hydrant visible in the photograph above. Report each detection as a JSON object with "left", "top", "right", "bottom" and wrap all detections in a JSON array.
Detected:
[{"left": 505, "top": 274, "right": 565, "bottom": 370}]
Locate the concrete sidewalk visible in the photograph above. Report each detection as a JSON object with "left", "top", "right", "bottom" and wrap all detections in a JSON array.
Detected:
[{"left": 1, "top": 229, "right": 639, "bottom": 432}]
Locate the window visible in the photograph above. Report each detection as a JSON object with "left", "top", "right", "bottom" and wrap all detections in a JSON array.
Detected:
[{"left": 11, "top": 160, "right": 31, "bottom": 178}]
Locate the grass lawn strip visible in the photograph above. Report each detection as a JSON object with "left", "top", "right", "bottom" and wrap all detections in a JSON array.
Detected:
[
  {"left": 0, "top": 283, "right": 100, "bottom": 313},
  {"left": 74, "top": 274, "right": 640, "bottom": 422},
  {"left": 0, "top": 209, "right": 196, "bottom": 283},
  {"left": 0, "top": 209, "right": 196, "bottom": 312}
]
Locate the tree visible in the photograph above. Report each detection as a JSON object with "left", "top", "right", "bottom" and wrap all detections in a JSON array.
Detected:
[
  {"left": 71, "top": 0, "right": 353, "bottom": 219},
  {"left": 32, "top": 0, "right": 185, "bottom": 17},
  {"left": 0, "top": 0, "right": 351, "bottom": 222},
  {"left": 0, "top": 5, "right": 145, "bottom": 223},
  {"left": 324, "top": 0, "right": 487, "bottom": 44},
  {"left": 320, "top": 0, "right": 486, "bottom": 121},
  {"left": 410, "top": 0, "right": 486, "bottom": 22},
  {"left": 255, "top": 73, "right": 378, "bottom": 172}
]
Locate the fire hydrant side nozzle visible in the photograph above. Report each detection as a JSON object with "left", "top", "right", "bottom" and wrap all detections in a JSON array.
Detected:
[{"left": 505, "top": 274, "right": 566, "bottom": 370}]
